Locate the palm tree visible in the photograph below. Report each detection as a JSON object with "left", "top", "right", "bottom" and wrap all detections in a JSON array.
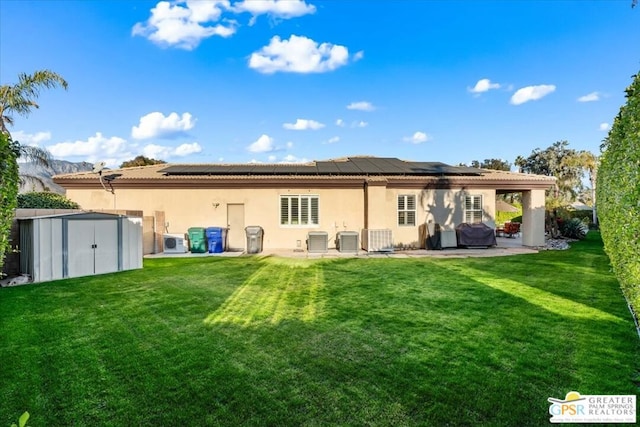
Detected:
[
  {"left": 578, "top": 150, "right": 599, "bottom": 226},
  {"left": 0, "top": 69, "right": 68, "bottom": 138},
  {"left": 0, "top": 70, "right": 68, "bottom": 186}
]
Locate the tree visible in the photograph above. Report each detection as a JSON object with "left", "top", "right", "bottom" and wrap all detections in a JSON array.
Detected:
[
  {"left": 515, "top": 140, "right": 583, "bottom": 205},
  {"left": 469, "top": 158, "right": 511, "bottom": 171},
  {"left": 0, "top": 70, "right": 67, "bottom": 273},
  {"left": 576, "top": 150, "right": 598, "bottom": 225},
  {"left": 120, "top": 155, "right": 167, "bottom": 168},
  {"left": 1, "top": 70, "right": 68, "bottom": 137},
  {"left": 597, "top": 71, "right": 640, "bottom": 316}
]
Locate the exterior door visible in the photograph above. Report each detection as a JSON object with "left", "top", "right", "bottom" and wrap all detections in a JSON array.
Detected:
[
  {"left": 67, "top": 221, "right": 95, "bottom": 278},
  {"left": 227, "top": 204, "right": 245, "bottom": 251},
  {"left": 67, "top": 220, "right": 119, "bottom": 278},
  {"left": 94, "top": 221, "right": 118, "bottom": 274}
]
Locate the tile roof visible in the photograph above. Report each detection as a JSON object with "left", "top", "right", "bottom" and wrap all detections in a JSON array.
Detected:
[{"left": 53, "top": 157, "right": 556, "bottom": 186}]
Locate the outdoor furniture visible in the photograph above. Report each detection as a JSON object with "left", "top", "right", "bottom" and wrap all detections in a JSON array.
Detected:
[
  {"left": 503, "top": 222, "right": 521, "bottom": 238},
  {"left": 455, "top": 223, "right": 497, "bottom": 247}
]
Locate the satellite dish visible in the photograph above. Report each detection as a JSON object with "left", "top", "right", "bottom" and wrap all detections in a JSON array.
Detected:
[{"left": 92, "top": 161, "right": 106, "bottom": 174}]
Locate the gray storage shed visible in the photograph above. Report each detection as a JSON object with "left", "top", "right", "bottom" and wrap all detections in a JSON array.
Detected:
[{"left": 18, "top": 212, "right": 143, "bottom": 283}]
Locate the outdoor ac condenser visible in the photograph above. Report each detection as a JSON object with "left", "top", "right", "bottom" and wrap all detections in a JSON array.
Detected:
[
  {"left": 361, "top": 229, "right": 393, "bottom": 252},
  {"left": 337, "top": 231, "right": 359, "bottom": 253},
  {"left": 163, "top": 234, "right": 188, "bottom": 253},
  {"left": 307, "top": 231, "right": 328, "bottom": 253}
]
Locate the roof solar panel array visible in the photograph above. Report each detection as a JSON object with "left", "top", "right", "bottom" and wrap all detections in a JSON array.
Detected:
[{"left": 159, "top": 157, "right": 483, "bottom": 176}]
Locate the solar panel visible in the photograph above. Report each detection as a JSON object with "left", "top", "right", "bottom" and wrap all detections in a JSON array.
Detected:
[
  {"left": 159, "top": 158, "right": 482, "bottom": 176},
  {"left": 334, "top": 161, "right": 362, "bottom": 174},
  {"left": 316, "top": 162, "right": 341, "bottom": 174}
]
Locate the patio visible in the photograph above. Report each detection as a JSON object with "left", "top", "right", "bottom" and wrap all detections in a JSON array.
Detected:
[{"left": 145, "top": 235, "right": 534, "bottom": 260}]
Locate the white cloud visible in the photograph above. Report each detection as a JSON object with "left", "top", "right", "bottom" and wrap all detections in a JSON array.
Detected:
[
  {"left": 468, "top": 78, "right": 501, "bottom": 94},
  {"left": 325, "top": 136, "right": 340, "bottom": 144},
  {"left": 46, "top": 133, "right": 132, "bottom": 167},
  {"left": 403, "top": 131, "right": 430, "bottom": 144},
  {"left": 12, "top": 130, "right": 51, "bottom": 145},
  {"left": 283, "top": 118, "right": 325, "bottom": 130},
  {"left": 286, "top": 141, "right": 294, "bottom": 148},
  {"left": 510, "top": 84, "right": 556, "bottom": 105},
  {"left": 347, "top": 101, "right": 374, "bottom": 111},
  {"left": 335, "top": 119, "right": 345, "bottom": 127},
  {"left": 249, "top": 35, "right": 350, "bottom": 74},
  {"left": 268, "top": 155, "right": 277, "bottom": 162},
  {"left": 279, "top": 154, "right": 308, "bottom": 163},
  {"left": 353, "top": 50, "right": 364, "bottom": 61},
  {"left": 352, "top": 121, "right": 368, "bottom": 128},
  {"left": 599, "top": 122, "right": 611, "bottom": 131},
  {"left": 142, "top": 142, "right": 202, "bottom": 159},
  {"left": 578, "top": 92, "right": 600, "bottom": 102},
  {"left": 132, "top": 112, "right": 196, "bottom": 139},
  {"left": 132, "top": 1, "right": 236, "bottom": 50},
  {"left": 234, "top": 0, "right": 315, "bottom": 19},
  {"left": 46, "top": 132, "right": 202, "bottom": 167},
  {"left": 174, "top": 142, "right": 203, "bottom": 156},
  {"left": 247, "top": 134, "right": 275, "bottom": 153}
]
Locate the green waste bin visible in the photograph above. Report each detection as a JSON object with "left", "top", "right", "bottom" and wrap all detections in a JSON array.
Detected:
[{"left": 187, "top": 227, "right": 207, "bottom": 253}]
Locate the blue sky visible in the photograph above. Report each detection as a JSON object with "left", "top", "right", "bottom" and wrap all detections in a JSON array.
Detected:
[{"left": 1, "top": 0, "right": 639, "bottom": 168}]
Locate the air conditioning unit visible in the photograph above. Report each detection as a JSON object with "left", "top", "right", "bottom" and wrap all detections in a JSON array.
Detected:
[
  {"left": 361, "top": 229, "right": 393, "bottom": 252},
  {"left": 307, "top": 231, "right": 328, "bottom": 253},
  {"left": 337, "top": 231, "right": 359, "bottom": 253},
  {"left": 163, "top": 234, "right": 187, "bottom": 253}
]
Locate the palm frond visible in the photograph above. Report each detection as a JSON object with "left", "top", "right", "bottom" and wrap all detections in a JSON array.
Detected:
[{"left": 18, "top": 144, "right": 52, "bottom": 167}]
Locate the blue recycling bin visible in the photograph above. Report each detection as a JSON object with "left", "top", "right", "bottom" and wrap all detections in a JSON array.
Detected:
[{"left": 205, "top": 227, "right": 227, "bottom": 253}]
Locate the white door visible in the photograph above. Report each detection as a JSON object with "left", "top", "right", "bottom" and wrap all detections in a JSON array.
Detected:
[
  {"left": 227, "top": 204, "right": 245, "bottom": 251},
  {"left": 67, "top": 220, "right": 119, "bottom": 278},
  {"left": 67, "top": 221, "right": 96, "bottom": 278},
  {"left": 94, "top": 221, "right": 119, "bottom": 274}
]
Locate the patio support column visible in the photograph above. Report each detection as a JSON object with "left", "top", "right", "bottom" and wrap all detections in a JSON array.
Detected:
[{"left": 521, "top": 189, "right": 545, "bottom": 246}]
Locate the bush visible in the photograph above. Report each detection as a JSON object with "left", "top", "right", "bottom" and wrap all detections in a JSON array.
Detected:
[
  {"left": 495, "top": 210, "right": 522, "bottom": 225},
  {"left": 17, "top": 192, "right": 80, "bottom": 209},
  {"left": 559, "top": 218, "right": 589, "bottom": 240},
  {"left": 596, "top": 71, "right": 640, "bottom": 316},
  {"left": 0, "top": 133, "right": 19, "bottom": 275}
]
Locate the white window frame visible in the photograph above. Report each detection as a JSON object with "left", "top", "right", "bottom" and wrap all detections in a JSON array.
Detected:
[
  {"left": 464, "top": 195, "right": 483, "bottom": 224},
  {"left": 397, "top": 194, "right": 416, "bottom": 226},
  {"left": 280, "top": 195, "right": 319, "bottom": 227}
]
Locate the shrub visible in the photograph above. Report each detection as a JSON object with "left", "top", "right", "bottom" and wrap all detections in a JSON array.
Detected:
[
  {"left": 17, "top": 192, "right": 80, "bottom": 209},
  {"left": 597, "top": 71, "right": 640, "bottom": 315},
  {"left": 0, "top": 133, "right": 19, "bottom": 275},
  {"left": 559, "top": 218, "right": 589, "bottom": 240}
]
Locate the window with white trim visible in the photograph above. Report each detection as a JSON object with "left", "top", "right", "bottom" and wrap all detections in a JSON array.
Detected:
[
  {"left": 464, "top": 195, "right": 483, "bottom": 223},
  {"left": 280, "top": 195, "right": 319, "bottom": 226},
  {"left": 397, "top": 195, "right": 416, "bottom": 226}
]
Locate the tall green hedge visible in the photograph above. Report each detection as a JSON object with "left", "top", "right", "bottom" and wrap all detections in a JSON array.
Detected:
[
  {"left": 17, "top": 192, "right": 80, "bottom": 209},
  {"left": 597, "top": 72, "right": 640, "bottom": 315},
  {"left": 0, "top": 133, "right": 19, "bottom": 275}
]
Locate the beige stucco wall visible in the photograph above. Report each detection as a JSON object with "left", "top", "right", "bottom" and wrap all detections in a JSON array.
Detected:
[
  {"left": 67, "top": 187, "right": 365, "bottom": 250},
  {"left": 66, "top": 186, "right": 498, "bottom": 251},
  {"left": 385, "top": 188, "right": 496, "bottom": 248}
]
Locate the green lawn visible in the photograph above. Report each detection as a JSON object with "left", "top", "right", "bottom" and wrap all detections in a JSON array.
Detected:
[{"left": 1, "top": 233, "right": 637, "bottom": 426}]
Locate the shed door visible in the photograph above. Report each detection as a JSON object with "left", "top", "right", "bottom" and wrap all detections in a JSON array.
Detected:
[
  {"left": 94, "top": 221, "right": 119, "bottom": 274},
  {"left": 227, "top": 204, "right": 245, "bottom": 251},
  {"left": 67, "top": 220, "right": 119, "bottom": 278},
  {"left": 68, "top": 221, "right": 96, "bottom": 278}
]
